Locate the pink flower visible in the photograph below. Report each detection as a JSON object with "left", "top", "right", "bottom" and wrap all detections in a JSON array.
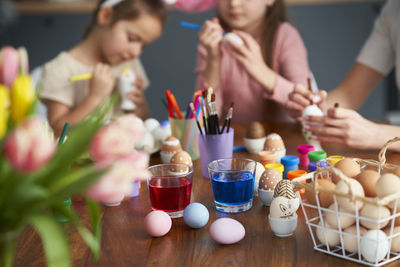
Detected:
[
  {"left": 114, "top": 115, "right": 145, "bottom": 144},
  {"left": 90, "top": 123, "right": 135, "bottom": 163},
  {"left": 87, "top": 151, "right": 150, "bottom": 204},
  {"left": 4, "top": 116, "right": 56, "bottom": 172},
  {"left": 173, "top": 0, "right": 216, "bottom": 12}
]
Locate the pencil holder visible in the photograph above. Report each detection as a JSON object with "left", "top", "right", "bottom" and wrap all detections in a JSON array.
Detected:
[
  {"left": 197, "top": 129, "right": 234, "bottom": 178},
  {"left": 169, "top": 115, "right": 199, "bottom": 160}
]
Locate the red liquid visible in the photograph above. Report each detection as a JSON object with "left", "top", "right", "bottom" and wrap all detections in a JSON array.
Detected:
[{"left": 149, "top": 176, "right": 192, "bottom": 212}]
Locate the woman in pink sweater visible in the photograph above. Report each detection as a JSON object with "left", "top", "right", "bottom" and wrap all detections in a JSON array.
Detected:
[{"left": 195, "top": 0, "right": 310, "bottom": 123}]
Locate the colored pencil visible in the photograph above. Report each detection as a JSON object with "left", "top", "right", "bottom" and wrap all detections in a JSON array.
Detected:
[
  {"left": 190, "top": 102, "right": 203, "bottom": 135},
  {"left": 165, "top": 90, "right": 174, "bottom": 118},
  {"left": 168, "top": 92, "right": 183, "bottom": 119}
]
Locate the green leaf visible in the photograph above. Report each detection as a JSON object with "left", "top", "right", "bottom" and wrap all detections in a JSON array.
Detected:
[
  {"left": 48, "top": 166, "right": 106, "bottom": 198},
  {"left": 30, "top": 214, "right": 71, "bottom": 267},
  {"left": 86, "top": 198, "right": 101, "bottom": 245}
]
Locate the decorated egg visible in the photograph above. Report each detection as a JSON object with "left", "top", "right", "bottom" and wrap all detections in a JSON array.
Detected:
[
  {"left": 360, "top": 204, "right": 391, "bottom": 229},
  {"left": 209, "top": 218, "right": 245, "bottom": 245},
  {"left": 333, "top": 158, "right": 360, "bottom": 183},
  {"left": 316, "top": 221, "right": 340, "bottom": 247},
  {"left": 273, "top": 179, "right": 296, "bottom": 199},
  {"left": 360, "top": 230, "right": 389, "bottom": 263},
  {"left": 170, "top": 151, "right": 192, "bottom": 166},
  {"left": 305, "top": 179, "right": 335, "bottom": 208},
  {"left": 252, "top": 162, "right": 265, "bottom": 195},
  {"left": 246, "top": 122, "right": 265, "bottom": 139},
  {"left": 324, "top": 203, "right": 356, "bottom": 229},
  {"left": 144, "top": 210, "right": 172, "bottom": 237},
  {"left": 269, "top": 196, "right": 296, "bottom": 219},
  {"left": 356, "top": 170, "right": 380, "bottom": 197},
  {"left": 160, "top": 136, "right": 182, "bottom": 163},
  {"left": 259, "top": 168, "right": 282, "bottom": 191},
  {"left": 376, "top": 173, "right": 400, "bottom": 208},
  {"left": 336, "top": 178, "right": 365, "bottom": 212},
  {"left": 264, "top": 133, "right": 286, "bottom": 162},
  {"left": 223, "top": 32, "right": 244, "bottom": 48},
  {"left": 343, "top": 225, "right": 367, "bottom": 253},
  {"left": 183, "top": 203, "right": 209, "bottom": 229}
]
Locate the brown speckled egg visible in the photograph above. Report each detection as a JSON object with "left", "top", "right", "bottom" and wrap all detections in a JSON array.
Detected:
[
  {"left": 274, "top": 179, "right": 296, "bottom": 199},
  {"left": 264, "top": 133, "right": 285, "bottom": 151},
  {"left": 333, "top": 158, "right": 360, "bottom": 183},
  {"left": 170, "top": 151, "right": 192, "bottom": 167},
  {"left": 246, "top": 122, "right": 265, "bottom": 139},
  {"left": 356, "top": 170, "right": 380, "bottom": 197},
  {"left": 259, "top": 168, "right": 282, "bottom": 191},
  {"left": 161, "top": 136, "right": 182, "bottom": 153}
]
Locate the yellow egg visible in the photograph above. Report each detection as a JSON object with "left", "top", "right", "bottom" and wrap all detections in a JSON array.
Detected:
[
  {"left": 333, "top": 158, "right": 360, "bottom": 183},
  {"left": 356, "top": 170, "right": 380, "bottom": 197}
]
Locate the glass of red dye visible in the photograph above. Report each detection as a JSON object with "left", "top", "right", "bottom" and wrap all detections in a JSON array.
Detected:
[{"left": 147, "top": 163, "right": 193, "bottom": 218}]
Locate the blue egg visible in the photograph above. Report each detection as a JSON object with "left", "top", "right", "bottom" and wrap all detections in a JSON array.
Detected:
[{"left": 183, "top": 203, "right": 209, "bottom": 229}]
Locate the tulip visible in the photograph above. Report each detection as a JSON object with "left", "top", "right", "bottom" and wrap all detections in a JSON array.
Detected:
[
  {"left": 113, "top": 114, "right": 145, "bottom": 144},
  {"left": 87, "top": 151, "right": 150, "bottom": 204},
  {"left": 4, "top": 116, "right": 56, "bottom": 172},
  {"left": 0, "top": 85, "right": 10, "bottom": 139},
  {"left": 11, "top": 74, "right": 35, "bottom": 124}
]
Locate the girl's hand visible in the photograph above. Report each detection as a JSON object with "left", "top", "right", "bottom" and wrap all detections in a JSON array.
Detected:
[
  {"left": 286, "top": 84, "right": 327, "bottom": 121},
  {"left": 199, "top": 18, "right": 224, "bottom": 60},
  {"left": 89, "top": 63, "right": 115, "bottom": 100},
  {"left": 127, "top": 77, "right": 149, "bottom": 119},
  {"left": 303, "top": 107, "right": 380, "bottom": 149}
]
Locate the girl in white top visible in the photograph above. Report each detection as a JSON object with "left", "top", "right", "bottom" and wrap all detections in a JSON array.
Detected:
[
  {"left": 40, "top": 0, "right": 167, "bottom": 136},
  {"left": 286, "top": 0, "right": 400, "bottom": 151}
]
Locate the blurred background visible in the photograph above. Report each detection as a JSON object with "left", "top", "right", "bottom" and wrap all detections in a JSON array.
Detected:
[{"left": 1, "top": 0, "right": 396, "bottom": 123}]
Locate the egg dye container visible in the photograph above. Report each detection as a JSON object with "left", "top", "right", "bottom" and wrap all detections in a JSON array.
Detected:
[
  {"left": 197, "top": 129, "right": 234, "bottom": 178},
  {"left": 287, "top": 170, "right": 307, "bottom": 198},
  {"left": 169, "top": 114, "right": 199, "bottom": 160},
  {"left": 128, "top": 180, "right": 140, "bottom": 197},
  {"left": 297, "top": 144, "right": 315, "bottom": 168},
  {"left": 265, "top": 163, "right": 284, "bottom": 176},
  {"left": 308, "top": 150, "right": 327, "bottom": 163},
  {"left": 281, "top": 155, "right": 300, "bottom": 179}
]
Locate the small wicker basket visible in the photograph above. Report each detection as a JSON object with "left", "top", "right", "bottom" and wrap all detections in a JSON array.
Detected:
[{"left": 292, "top": 137, "right": 400, "bottom": 266}]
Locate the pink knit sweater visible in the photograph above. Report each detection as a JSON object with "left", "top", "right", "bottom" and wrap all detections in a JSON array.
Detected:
[{"left": 195, "top": 22, "right": 310, "bottom": 123}]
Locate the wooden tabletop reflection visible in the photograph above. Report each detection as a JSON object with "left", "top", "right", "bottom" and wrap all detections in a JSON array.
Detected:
[{"left": 14, "top": 123, "right": 400, "bottom": 266}]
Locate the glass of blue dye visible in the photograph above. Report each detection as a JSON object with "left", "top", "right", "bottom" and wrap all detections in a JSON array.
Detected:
[{"left": 208, "top": 158, "right": 256, "bottom": 213}]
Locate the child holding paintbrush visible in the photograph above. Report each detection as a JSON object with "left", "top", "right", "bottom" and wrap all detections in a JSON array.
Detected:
[
  {"left": 39, "top": 0, "right": 168, "bottom": 136},
  {"left": 194, "top": 0, "right": 310, "bottom": 123}
]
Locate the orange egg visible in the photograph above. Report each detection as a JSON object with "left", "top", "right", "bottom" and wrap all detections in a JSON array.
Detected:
[
  {"left": 356, "top": 170, "right": 380, "bottom": 197},
  {"left": 333, "top": 158, "right": 360, "bottom": 183}
]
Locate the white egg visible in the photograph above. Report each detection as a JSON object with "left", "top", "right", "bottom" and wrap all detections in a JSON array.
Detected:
[
  {"left": 269, "top": 196, "right": 296, "bottom": 219},
  {"left": 223, "top": 32, "right": 244, "bottom": 47},
  {"left": 301, "top": 104, "right": 324, "bottom": 151},
  {"left": 144, "top": 118, "right": 160, "bottom": 132},
  {"left": 151, "top": 126, "right": 170, "bottom": 142},
  {"left": 302, "top": 104, "right": 323, "bottom": 120},
  {"left": 316, "top": 221, "right": 340, "bottom": 247},
  {"left": 360, "top": 230, "right": 389, "bottom": 263},
  {"left": 250, "top": 162, "right": 265, "bottom": 195}
]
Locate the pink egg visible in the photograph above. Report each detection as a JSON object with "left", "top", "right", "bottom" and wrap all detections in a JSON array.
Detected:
[
  {"left": 209, "top": 218, "right": 245, "bottom": 244},
  {"left": 144, "top": 210, "right": 172, "bottom": 237},
  {"left": 0, "top": 46, "right": 19, "bottom": 88}
]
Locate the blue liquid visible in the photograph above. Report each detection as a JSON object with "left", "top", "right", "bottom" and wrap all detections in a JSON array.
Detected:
[{"left": 211, "top": 172, "right": 254, "bottom": 206}]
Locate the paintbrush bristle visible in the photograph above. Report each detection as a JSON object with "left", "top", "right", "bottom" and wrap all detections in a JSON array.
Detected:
[
  {"left": 211, "top": 93, "right": 216, "bottom": 102},
  {"left": 189, "top": 102, "right": 196, "bottom": 113}
]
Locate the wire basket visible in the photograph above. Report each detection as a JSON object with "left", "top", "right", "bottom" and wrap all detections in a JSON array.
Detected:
[{"left": 292, "top": 137, "right": 400, "bottom": 266}]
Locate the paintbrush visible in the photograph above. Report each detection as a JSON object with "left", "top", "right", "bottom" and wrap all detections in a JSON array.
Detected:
[
  {"left": 220, "top": 102, "right": 234, "bottom": 134},
  {"left": 190, "top": 102, "right": 203, "bottom": 135}
]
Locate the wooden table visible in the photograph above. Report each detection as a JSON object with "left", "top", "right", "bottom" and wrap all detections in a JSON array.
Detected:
[{"left": 14, "top": 123, "right": 400, "bottom": 266}]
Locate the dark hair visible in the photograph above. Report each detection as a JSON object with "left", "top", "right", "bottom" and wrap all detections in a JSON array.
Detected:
[
  {"left": 84, "top": 0, "right": 168, "bottom": 38},
  {"left": 219, "top": 0, "right": 288, "bottom": 68}
]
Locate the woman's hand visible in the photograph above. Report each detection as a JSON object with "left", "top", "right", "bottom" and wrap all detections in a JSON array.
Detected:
[
  {"left": 199, "top": 18, "right": 224, "bottom": 60},
  {"left": 127, "top": 77, "right": 150, "bottom": 119},
  {"left": 303, "top": 107, "right": 381, "bottom": 149},
  {"left": 286, "top": 84, "right": 327, "bottom": 121},
  {"left": 89, "top": 63, "right": 115, "bottom": 100}
]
